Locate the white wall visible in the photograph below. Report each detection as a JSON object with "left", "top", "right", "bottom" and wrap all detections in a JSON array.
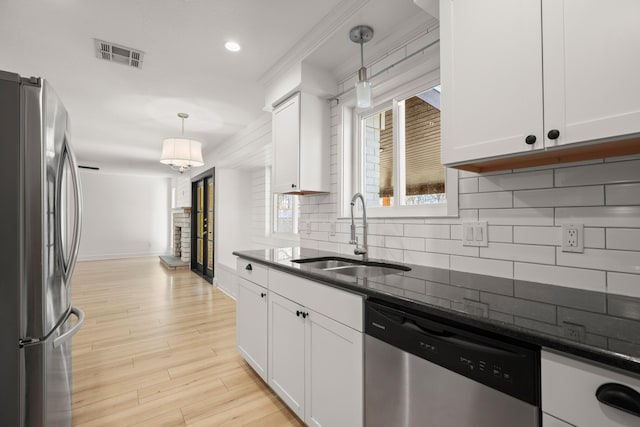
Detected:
[{"left": 78, "top": 171, "right": 171, "bottom": 260}]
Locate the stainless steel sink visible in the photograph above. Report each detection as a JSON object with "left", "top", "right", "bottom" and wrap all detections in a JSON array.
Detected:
[{"left": 292, "top": 257, "right": 410, "bottom": 278}]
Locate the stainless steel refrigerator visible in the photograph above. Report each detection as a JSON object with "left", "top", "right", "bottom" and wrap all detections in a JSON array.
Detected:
[{"left": 0, "top": 70, "right": 84, "bottom": 426}]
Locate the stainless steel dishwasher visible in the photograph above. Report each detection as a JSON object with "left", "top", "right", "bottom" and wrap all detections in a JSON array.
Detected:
[{"left": 365, "top": 299, "right": 540, "bottom": 427}]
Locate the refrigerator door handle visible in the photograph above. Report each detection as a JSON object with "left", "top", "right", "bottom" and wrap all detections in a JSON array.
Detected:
[
  {"left": 65, "top": 135, "right": 83, "bottom": 280},
  {"left": 56, "top": 135, "right": 83, "bottom": 283},
  {"left": 53, "top": 306, "right": 85, "bottom": 348}
]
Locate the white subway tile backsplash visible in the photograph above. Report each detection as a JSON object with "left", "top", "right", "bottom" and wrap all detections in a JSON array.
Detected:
[
  {"left": 404, "top": 250, "right": 450, "bottom": 269},
  {"left": 555, "top": 159, "right": 640, "bottom": 187},
  {"left": 557, "top": 248, "right": 640, "bottom": 275},
  {"left": 369, "top": 223, "right": 404, "bottom": 236},
  {"left": 607, "top": 229, "right": 640, "bottom": 251},
  {"left": 480, "top": 208, "right": 554, "bottom": 226},
  {"left": 514, "top": 186, "right": 604, "bottom": 208},
  {"left": 450, "top": 255, "right": 513, "bottom": 279},
  {"left": 459, "top": 178, "right": 479, "bottom": 194},
  {"left": 451, "top": 225, "right": 462, "bottom": 240},
  {"left": 460, "top": 192, "right": 513, "bottom": 209},
  {"left": 607, "top": 272, "right": 640, "bottom": 297},
  {"left": 480, "top": 242, "right": 556, "bottom": 264},
  {"left": 605, "top": 154, "right": 640, "bottom": 162},
  {"left": 555, "top": 206, "right": 640, "bottom": 227},
  {"left": 404, "top": 224, "right": 451, "bottom": 239},
  {"left": 369, "top": 247, "right": 404, "bottom": 263},
  {"left": 514, "top": 226, "right": 560, "bottom": 246},
  {"left": 425, "top": 238, "right": 479, "bottom": 257},
  {"left": 584, "top": 228, "right": 606, "bottom": 249},
  {"left": 515, "top": 263, "right": 606, "bottom": 292},
  {"left": 488, "top": 226, "right": 513, "bottom": 243},
  {"left": 385, "top": 236, "right": 425, "bottom": 251},
  {"left": 478, "top": 170, "right": 553, "bottom": 192},
  {"left": 606, "top": 183, "right": 640, "bottom": 206}
]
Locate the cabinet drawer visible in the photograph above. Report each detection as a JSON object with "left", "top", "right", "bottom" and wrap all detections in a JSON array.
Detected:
[
  {"left": 236, "top": 258, "right": 268, "bottom": 287},
  {"left": 268, "top": 269, "right": 363, "bottom": 331},
  {"left": 542, "top": 350, "right": 640, "bottom": 427}
]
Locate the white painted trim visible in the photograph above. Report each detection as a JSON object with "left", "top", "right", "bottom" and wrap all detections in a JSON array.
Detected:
[{"left": 78, "top": 251, "right": 169, "bottom": 261}]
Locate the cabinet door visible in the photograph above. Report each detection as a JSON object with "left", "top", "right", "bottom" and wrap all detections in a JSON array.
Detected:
[
  {"left": 305, "top": 308, "right": 363, "bottom": 427},
  {"left": 273, "top": 93, "right": 300, "bottom": 193},
  {"left": 236, "top": 278, "right": 268, "bottom": 381},
  {"left": 542, "top": 413, "right": 574, "bottom": 427},
  {"left": 542, "top": 0, "right": 640, "bottom": 148},
  {"left": 440, "top": 0, "right": 544, "bottom": 165},
  {"left": 268, "top": 291, "right": 306, "bottom": 419}
]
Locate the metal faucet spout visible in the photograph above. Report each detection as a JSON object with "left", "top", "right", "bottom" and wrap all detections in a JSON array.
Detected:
[{"left": 350, "top": 193, "right": 368, "bottom": 261}]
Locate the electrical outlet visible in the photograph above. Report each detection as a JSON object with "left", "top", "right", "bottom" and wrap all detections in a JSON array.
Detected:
[
  {"left": 562, "top": 223, "right": 584, "bottom": 253},
  {"left": 563, "top": 322, "right": 586, "bottom": 343},
  {"left": 462, "top": 222, "right": 488, "bottom": 247}
]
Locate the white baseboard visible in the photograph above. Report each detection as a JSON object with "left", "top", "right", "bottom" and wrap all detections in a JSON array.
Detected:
[
  {"left": 214, "top": 264, "right": 238, "bottom": 300},
  {"left": 77, "top": 251, "right": 170, "bottom": 261}
]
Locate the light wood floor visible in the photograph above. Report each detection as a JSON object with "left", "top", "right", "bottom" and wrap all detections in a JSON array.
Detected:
[{"left": 71, "top": 257, "right": 304, "bottom": 427}]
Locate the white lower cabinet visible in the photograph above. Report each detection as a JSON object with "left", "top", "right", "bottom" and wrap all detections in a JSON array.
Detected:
[
  {"left": 542, "top": 350, "right": 640, "bottom": 427},
  {"left": 268, "top": 291, "right": 306, "bottom": 418},
  {"left": 236, "top": 277, "right": 268, "bottom": 382},
  {"left": 268, "top": 291, "right": 364, "bottom": 426},
  {"left": 305, "top": 304, "right": 363, "bottom": 427}
]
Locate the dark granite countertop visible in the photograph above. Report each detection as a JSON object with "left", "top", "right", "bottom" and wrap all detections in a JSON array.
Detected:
[{"left": 233, "top": 247, "right": 640, "bottom": 376}]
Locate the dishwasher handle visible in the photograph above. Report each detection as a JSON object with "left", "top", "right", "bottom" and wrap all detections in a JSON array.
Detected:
[{"left": 402, "top": 318, "right": 523, "bottom": 358}]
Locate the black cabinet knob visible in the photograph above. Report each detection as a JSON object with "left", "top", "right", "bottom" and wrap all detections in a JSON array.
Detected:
[
  {"left": 547, "top": 129, "right": 560, "bottom": 140},
  {"left": 291, "top": 183, "right": 296, "bottom": 188},
  {"left": 525, "top": 135, "right": 537, "bottom": 145},
  {"left": 296, "top": 310, "right": 301, "bottom": 317},
  {"left": 260, "top": 292, "right": 266, "bottom": 298},
  {"left": 245, "top": 264, "right": 252, "bottom": 271}
]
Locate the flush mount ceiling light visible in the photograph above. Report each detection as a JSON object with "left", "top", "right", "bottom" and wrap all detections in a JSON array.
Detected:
[
  {"left": 224, "top": 41, "right": 241, "bottom": 52},
  {"left": 350, "top": 25, "right": 374, "bottom": 108},
  {"left": 160, "top": 113, "right": 204, "bottom": 174}
]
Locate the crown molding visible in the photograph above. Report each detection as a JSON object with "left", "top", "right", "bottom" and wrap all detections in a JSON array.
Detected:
[{"left": 258, "top": 0, "right": 371, "bottom": 88}]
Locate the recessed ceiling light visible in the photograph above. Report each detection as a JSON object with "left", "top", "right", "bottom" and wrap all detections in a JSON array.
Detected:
[{"left": 225, "top": 41, "right": 241, "bottom": 52}]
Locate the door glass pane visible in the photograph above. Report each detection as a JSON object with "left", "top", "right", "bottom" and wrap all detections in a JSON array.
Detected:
[
  {"left": 363, "top": 108, "right": 394, "bottom": 208},
  {"left": 403, "top": 87, "right": 446, "bottom": 205}
]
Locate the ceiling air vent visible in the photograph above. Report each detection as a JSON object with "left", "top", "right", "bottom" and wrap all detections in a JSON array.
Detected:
[{"left": 94, "top": 39, "right": 144, "bottom": 69}]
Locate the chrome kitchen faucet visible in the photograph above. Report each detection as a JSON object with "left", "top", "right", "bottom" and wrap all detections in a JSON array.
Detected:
[{"left": 349, "top": 192, "right": 368, "bottom": 261}]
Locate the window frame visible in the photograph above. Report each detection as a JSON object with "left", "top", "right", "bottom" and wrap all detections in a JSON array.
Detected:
[{"left": 341, "top": 71, "right": 458, "bottom": 219}]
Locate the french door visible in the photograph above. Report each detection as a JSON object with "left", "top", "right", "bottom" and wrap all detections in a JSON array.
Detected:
[{"left": 191, "top": 169, "right": 214, "bottom": 282}]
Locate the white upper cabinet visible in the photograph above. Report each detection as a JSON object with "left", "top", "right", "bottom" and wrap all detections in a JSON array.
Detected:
[
  {"left": 440, "top": 0, "right": 544, "bottom": 164},
  {"left": 441, "top": 0, "right": 640, "bottom": 170},
  {"left": 272, "top": 92, "right": 329, "bottom": 194},
  {"left": 542, "top": 0, "right": 640, "bottom": 148}
]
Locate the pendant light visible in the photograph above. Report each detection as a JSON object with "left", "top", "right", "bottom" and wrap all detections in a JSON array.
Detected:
[
  {"left": 350, "top": 25, "right": 374, "bottom": 108},
  {"left": 160, "top": 113, "right": 204, "bottom": 173}
]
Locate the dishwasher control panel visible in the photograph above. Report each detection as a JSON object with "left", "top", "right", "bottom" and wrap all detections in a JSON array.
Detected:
[{"left": 365, "top": 299, "right": 540, "bottom": 405}]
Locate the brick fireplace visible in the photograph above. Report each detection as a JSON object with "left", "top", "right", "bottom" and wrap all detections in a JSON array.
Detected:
[{"left": 172, "top": 207, "right": 191, "bottom": 262}]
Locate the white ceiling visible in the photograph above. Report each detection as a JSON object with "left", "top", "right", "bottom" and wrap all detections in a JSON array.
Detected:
[{"left": 0, "top": 0, "right": 433, "bottom": 176}]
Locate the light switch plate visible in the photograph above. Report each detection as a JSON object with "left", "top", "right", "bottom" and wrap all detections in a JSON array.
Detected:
[{"left": 462, "top": 222, "right": 488, "bottom": 247}]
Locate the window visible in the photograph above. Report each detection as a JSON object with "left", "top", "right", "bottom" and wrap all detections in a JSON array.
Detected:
[
  {"left": 354, "top": 84, "right": 456, "bottom": 217},
  {"left": 273, "top": 193, "right": 299, "bottom": 234}
]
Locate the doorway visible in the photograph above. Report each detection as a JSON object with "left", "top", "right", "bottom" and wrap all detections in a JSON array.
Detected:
[{"left": 191, "top": 168, "right": 214, "bottom": 282}]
